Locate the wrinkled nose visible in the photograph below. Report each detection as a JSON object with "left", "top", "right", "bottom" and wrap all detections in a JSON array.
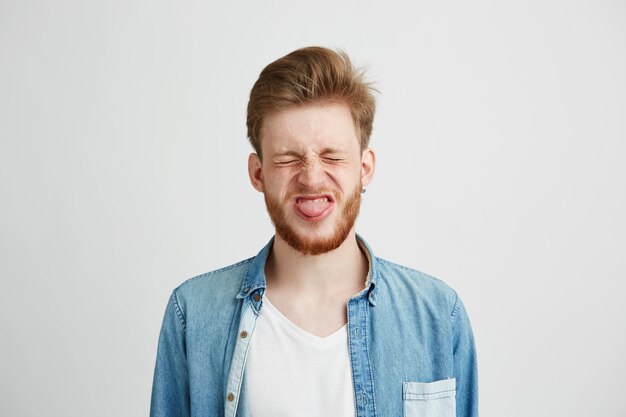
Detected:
[{"left": 297, "top": 159, "right": 327, "bottom": 190}]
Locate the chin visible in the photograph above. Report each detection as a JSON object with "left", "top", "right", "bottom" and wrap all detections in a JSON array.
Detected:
[
  {"left": 264, "top": 183, "right": 362, "bottom": 255},
  {"left": 275, "top": 220, "right": 353, "bottom": 255}
]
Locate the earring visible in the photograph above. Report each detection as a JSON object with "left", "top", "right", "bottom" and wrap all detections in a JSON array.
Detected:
[{"left": 361, "top": 187, "right": 367, "bottom": 194}]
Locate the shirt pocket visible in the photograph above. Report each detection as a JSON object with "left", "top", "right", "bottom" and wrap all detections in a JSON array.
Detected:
[{"left": 403, "top": 378, "right": 456, "bottom": 417}]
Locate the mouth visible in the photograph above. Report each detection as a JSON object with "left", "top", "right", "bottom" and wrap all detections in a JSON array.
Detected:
[{"left": 293, "top": 194, "right": 335, "bottom": 221}]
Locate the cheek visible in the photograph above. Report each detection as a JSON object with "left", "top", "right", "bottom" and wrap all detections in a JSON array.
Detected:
[
  {"left": 262, "top": 172, "right": 294, "bottom": 197},
  {"left": 332, "top": 168, "right": 362, "bottom": 191}
]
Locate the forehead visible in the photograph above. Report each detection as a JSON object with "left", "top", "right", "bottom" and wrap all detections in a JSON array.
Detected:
[{"left": 260, "top": 102, "right": 359, "bottom": 155}]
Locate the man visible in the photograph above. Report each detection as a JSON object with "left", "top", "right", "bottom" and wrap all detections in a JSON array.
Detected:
[{"left": 151, "top": 47, "right": 478, "bottom": 417}]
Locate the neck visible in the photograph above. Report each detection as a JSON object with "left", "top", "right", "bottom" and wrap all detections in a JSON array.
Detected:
[{"left": 265, "top": 229, "right": 368, "bottom": 299}]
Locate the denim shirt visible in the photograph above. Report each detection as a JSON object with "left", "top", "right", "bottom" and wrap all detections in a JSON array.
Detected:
[{"left": 150, "top": 236, "right": 478, "bottom": 417}]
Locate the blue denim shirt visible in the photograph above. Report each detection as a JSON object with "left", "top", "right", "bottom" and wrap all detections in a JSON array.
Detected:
[{"left": 151, "top": 236, "right": 478, "bottom": 417}]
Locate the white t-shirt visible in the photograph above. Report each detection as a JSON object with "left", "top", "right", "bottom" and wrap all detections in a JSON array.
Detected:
[{"left": 245, "top": 296, "right": 356, "bottom": 417}]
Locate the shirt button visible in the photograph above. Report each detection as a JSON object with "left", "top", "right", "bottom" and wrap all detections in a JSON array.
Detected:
[
  {"left": 253, "top": 294, "right": 260, "bottom": 302},
  {"left": 243, "top": 288, "right": 250, "bottom": 293},
  {"left": 227, "top": 392, "right": 235, "bottom": 401},
  {"left": 240, "top": 331, "right": 248, "bottom": 338}
]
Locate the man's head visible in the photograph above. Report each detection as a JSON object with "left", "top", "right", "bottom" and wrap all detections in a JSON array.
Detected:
[
  {"left": 246, "top": 47, "right": 376, "bottom": 159},
  {"left": 246, "top": 47, "right": 377, "bottom": 255}
]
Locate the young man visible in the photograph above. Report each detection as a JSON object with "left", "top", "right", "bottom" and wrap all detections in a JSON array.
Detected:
[{"left": 151, "top": 47, "right": 478, "bottom": 417}]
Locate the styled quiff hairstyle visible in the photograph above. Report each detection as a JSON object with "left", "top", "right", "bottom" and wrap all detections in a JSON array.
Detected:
[{"left": 246, "top": 46, "right": 376, "bottom": 158}]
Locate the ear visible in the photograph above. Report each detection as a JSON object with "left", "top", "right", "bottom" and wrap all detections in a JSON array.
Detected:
[
  {"left": 360, "top": 148, "right": 376, "bottom": 187},
  {"left": 248, "top": 153, "right": 264, "bottom": 192}
]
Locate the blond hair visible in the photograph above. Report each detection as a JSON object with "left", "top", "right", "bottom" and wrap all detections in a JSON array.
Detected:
[{"left": 246, "top": 47, "right": 376, "bottom": 157}]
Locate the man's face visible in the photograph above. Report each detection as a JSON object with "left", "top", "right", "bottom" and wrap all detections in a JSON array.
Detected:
[{"left": 248, "top": 102, "right": 375, "bottom": 255}]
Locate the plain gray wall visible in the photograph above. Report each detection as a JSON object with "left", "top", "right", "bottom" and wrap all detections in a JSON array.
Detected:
[{"left": 1, "top": 0, "right": 624, "bottom": 416}]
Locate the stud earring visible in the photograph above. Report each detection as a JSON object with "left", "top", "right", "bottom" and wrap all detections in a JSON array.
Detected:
[{"left": 361, "top": 187, "right": 367, "bottom": 194}]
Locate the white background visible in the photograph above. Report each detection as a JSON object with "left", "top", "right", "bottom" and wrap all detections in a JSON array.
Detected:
[{"left": 1, "top": 1, "right": 624, "bottom": 416}]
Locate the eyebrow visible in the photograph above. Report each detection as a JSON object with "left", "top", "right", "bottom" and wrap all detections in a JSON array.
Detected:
[
  {"left": 273, "top": 150, "right": 303, "bottom": 159},
  {"left": 319, "top": 147, "right": 344, "bottom": 155},
  {"left": 273, "top": 147, "right": 344, "bottom": 156}
]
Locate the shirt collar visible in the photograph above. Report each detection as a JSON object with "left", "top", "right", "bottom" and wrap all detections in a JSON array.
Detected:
[{"left": 237, "top": 234, "right": 379, "bottom": 306}]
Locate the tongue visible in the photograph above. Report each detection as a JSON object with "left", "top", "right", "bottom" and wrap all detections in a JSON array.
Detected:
[{"left": 298, "top": 199, "right": 330, "bottom": 217}]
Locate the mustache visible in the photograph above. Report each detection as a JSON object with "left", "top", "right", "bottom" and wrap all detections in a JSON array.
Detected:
[{"left": 284, "top": 187, "right": 338, "bottom": 199}]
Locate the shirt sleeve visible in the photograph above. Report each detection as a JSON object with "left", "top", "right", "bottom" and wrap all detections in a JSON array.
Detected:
[
  {"left": 150, "top": 291, "right": 191, "bottom": 417},
  {"left": 451, "top": 293, "right": 479, "bottom": 417}
]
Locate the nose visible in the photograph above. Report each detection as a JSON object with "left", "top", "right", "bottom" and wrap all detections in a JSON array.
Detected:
[{"left": 296, "top": 157, "right": 327, "bottom": 189}]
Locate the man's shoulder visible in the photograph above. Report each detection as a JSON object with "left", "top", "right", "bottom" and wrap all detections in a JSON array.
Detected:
[
  {"left": 172, "top": 257, "right": 254, "bottom": 304},
  {"left": 374, "top": 257, "right": 459, "bottom": 312},
  {"left": 375, "top": 257, "right": 453, "bottom": 290}
]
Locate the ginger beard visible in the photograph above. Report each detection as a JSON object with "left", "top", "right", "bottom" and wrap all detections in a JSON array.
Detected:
[{"left": 263, "top": 182, "right": 362, "bottom": 255}]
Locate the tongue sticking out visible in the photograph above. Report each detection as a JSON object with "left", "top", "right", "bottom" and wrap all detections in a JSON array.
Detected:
[{"left": 297, "top": 198, "right": 331, "bottom": 217}]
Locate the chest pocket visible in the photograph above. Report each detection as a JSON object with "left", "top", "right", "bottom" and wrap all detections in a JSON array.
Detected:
[{"left": 403, "top": 378, "right": 456, "bottom": 417}]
